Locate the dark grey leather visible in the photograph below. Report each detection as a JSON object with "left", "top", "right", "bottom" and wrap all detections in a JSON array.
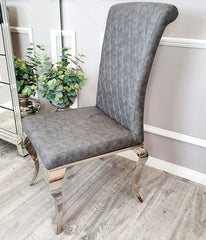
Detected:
[
  {"left": 22, "top": 2, "right": 178, "bottom": 170},
  {"left": 96, "top": 2, "right": 178, "bottom": 143},
  {"left": 23, "top": 107, "right": 140, "bottom": 170}
]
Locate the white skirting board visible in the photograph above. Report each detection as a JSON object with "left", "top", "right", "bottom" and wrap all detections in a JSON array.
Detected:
[{"left": 117, "top": 151, "right": 206, "bottom": 186}]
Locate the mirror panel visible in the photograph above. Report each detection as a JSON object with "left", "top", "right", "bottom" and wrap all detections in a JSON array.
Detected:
[
  {"left": 0, "top": 83, "right": 13, "bottom": 109},
  {"left": 0, "top": 56, "right": 9, "bottom": 83},
  {"left": 0, "top": 107, "right": 16, "bottom": 133},
  {"left": 0, "top": 26, "right": 4, "bottom": 54}
]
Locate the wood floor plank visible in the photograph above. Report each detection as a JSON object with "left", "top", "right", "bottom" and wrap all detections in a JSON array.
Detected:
[
  {"left": 0, "top": 140, "right": 206, "bottom": 240},
  {"left": 122, "top": 175, "right": 197, "bottom": 240},
  {"left": 169, "top": 185, "right": 206, "bottom": 240}
]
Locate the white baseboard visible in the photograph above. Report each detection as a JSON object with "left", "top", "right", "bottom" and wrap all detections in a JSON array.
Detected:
[
  {"left": 117, "top": 151, "right": 206, "bottom": 186},
  {"left": 146, "top": 156, "right": 206, "bottom": 186}
]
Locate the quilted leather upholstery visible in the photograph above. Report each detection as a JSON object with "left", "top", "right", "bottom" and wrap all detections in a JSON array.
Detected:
[
  {"left": 23, "top": 107, "right": 139, "bottom": 170},
  {"left": 96, "top": 2, "right": 178, "bottom": 143}
]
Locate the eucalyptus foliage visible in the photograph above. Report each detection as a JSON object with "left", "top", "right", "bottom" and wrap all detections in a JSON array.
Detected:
[
  {"left": 14, "top": 43, "right": 44, "bottom": 96},
  {"left": 38, "top": 47, "right": 87, "bottom": 107}
]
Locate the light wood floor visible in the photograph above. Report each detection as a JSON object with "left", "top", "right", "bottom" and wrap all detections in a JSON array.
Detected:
[{"left": 0, "top": 139, "right": 206, "bottom": 240}]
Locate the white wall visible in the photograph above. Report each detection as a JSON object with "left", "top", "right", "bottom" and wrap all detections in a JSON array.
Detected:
[
  {"left": 7, "top": 0, "right": 61, "bottom": 57},
  {"left": 62, "top": 0, "right": 206, "bottom": 173}
]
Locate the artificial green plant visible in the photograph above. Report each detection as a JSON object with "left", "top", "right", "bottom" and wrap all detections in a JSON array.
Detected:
[
  {"left": 14, "top": 43, "right": 44, "bottom": 96},
  {"left": 38, "top": 47, "right": 87, "bottom": 107}
]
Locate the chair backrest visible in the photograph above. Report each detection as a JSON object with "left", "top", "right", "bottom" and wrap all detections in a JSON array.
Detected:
[{"left": 96, "top": 2, "right": 178, "bottom": 143}]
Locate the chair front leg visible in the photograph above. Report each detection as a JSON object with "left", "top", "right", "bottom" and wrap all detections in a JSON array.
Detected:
[
  {"left": 132, "top": 147, "right": 148, "bottom": 202},
  {"left": 49, "top": 168, "right": 66, "bottom": 235},
  {"left": 24, "top": 137, "right": 40, "bottom": 185}
]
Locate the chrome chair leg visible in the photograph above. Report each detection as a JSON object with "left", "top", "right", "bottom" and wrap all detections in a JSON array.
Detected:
[
  {"left": 132, "top": 147, "right": 148, "bottom": 202},
  {"left": 49, "top": 168, "right": 66, "bottom": 235},
  {"left": 24, "top": 137, "right": 40, "bottom": 185}
]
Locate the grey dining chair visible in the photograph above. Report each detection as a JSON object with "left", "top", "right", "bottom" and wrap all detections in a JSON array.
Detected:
[{"left": 23, "top": 2, "right": 178, "bottom": 234}]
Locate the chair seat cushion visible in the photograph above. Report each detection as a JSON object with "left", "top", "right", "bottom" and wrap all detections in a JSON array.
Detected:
[{"left": 22, "top": 106, "right": 140, "bottom": 170}]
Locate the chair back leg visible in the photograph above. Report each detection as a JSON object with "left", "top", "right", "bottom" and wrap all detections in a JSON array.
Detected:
[{"left": 132, "top": 147, "right": 148, "bottom": 202}]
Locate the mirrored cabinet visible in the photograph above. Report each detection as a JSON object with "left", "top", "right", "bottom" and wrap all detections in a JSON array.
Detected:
[{"left": 0, "top": 0, "right": 26, "bottom": 155}]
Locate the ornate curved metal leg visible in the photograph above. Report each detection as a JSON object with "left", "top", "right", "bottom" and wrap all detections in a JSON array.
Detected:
[
  {"left": 30, "top": 158, "right": 39, "bottom": 186},
  {"left": 49, "top": 168, "right": 66, "bottom": 235},
  {"left": 24, "top": 137, "right": 40, "bottom": 185},
  {"left": 132, "top": 147, "right": 148, "bottom": 202}
]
